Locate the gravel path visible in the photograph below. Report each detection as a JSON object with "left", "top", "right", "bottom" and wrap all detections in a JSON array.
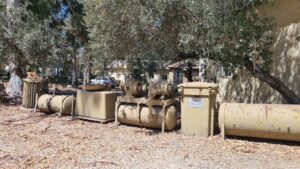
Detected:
[{"left": 0, "top": 105, "right": 300, "bottom": 169}]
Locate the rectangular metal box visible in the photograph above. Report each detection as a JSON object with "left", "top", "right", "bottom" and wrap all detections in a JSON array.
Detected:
[
  {"left": 178, "top": 82, "right": 218, "bottom": 137},
  {"left": 75, "top": 90, "right": 117, "bottom": 122}
]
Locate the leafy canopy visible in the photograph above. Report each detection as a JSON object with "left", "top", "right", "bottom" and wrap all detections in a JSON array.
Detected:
[
  {"left": 84, "top": 0, "right": 274, "bottom": 74},
  {"left": 0, "top": 1, "right": 69, "bottom": 70}
]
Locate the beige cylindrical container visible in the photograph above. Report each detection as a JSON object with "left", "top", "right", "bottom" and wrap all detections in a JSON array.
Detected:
[
  {"left": 22, "top": 79, "right": 42, "bottom": 108},
  {"left": 219, "top": 103, "right": 300, "bottom": 142},
  {"left": 117, "top": 104, "right": 177, "bottom": 131},
  {"left": 37, "top": 94, "right": 74, "bottom": 115},
  {"left": 147, "top": 82, "right": 175, "bottom": 98}
]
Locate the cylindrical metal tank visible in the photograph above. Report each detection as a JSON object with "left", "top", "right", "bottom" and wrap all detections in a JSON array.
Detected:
[
  {"left": 117, "top": 104, "right": 177, "bottom": 131},
  {"left": 148, "top": 82, "right": 176, "bottom": 99},
  {"left": 37, "top": 94, "right": 74, "bottom": 115},
  {"left": 22, "top": 79, "right": 42, "bottom": 108},
  {"left": 219, "top": 103, "right": 300, "bottom": 142},
  {"left": 120, "top": 79, "right": 144, "bottom": 97}
]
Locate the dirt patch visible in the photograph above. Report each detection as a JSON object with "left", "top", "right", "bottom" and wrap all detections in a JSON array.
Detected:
[{"left": 0, "top": 104, "right": 300, "bottom": 169}]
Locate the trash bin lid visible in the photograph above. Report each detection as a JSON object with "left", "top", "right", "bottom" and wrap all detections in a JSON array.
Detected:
[{"left": 178, "top": 82, "right": 218, "bottom": 89}]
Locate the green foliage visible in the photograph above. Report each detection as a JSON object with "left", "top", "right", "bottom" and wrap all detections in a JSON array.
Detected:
[
  {"left": 218, "top": 9, "right": 275, "bottom": 72},
  {"left": 0, "top": 0, "right": 276, "bottom": 79},
  {"left": 60, "top": 0, "right": 88, "bottom": 46},
  {"left": 0, "top": 2, "right": 64, "bottom": 69},
  {"left": 0, "top": 0, "right": 89, "bottom": 84},
  {"left": 146, "top": 61, "right": 157, "bottom": 78},
  {"left": 83, "top": 0, "right": 189, "bottom": 74},
  {"left": 83, "top": 0, "right": 275, "bottom": 75},
  {"left": 127, "top": 57, "right": 144, "bottom": 79},
  {"left": 25, "top": 0, "right": 56, "bottom": 20}
]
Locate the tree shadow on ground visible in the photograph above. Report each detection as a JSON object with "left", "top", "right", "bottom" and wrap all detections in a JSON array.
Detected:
[{"left": 227, "top": 135, "right": 300, "bottom": 147}]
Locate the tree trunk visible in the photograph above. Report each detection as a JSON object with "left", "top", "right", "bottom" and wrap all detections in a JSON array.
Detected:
[
  {"left": 177, "top": 52, "right": 300, "bottom": 104},
  {"left": 83, "top": 56, "right": 91, "bottom": 85},
  {"left": 185, "top": 69, "right": 193, "bottom": 82},
  {"left": 246, "top": 64, "right": 300, "bottom": 104},
  {"left": 6, "top": 0, "right": 23, "bottom": 98},
  {"left": 71, "top": 55, "right": 78, "bottom": 87},
  {"left": 186, "top": 62, "right": 193, "bottom": 82},
  {"left": 83, "top": 67, "right": 90, "bottom": 85}
]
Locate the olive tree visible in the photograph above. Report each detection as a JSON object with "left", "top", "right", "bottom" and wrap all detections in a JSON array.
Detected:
[
  {"left": 83, "top": 0, "right": 300, "bottom": 103},
  {"left": 0, "top": 0, "right": 71, "bottom": 96}
]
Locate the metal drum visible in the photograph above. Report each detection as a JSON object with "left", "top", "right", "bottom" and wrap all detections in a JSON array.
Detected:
[{"left": 219, "top": 103, "right": 300, "bottom": 142}]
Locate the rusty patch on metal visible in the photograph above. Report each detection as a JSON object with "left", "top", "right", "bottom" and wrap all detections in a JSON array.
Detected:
[{"left": 265, "top": 105, "right": 268, "bottom": 119}]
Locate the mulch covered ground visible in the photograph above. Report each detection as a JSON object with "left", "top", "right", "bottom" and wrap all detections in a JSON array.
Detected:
[{"left": 0, "top": 104, "right": 300, "bottom": 169}]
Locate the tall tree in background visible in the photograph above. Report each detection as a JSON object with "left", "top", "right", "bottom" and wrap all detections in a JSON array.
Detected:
[
  {"left": 1, "top": 0, "right": 298, "bottom": 103},
  {"left": 53, "top": 0, "right": 88, "bottom": 86},
  {"left": 79, "top": 0, "right": 94, "bottom": 84},
  {"left": 28, "top": 0, "right": 89, "bottom": 86},
  {"left": 213, "top": 1, "right": 300, "bottom": 104},
  {"left": 0, "top": 0, "right": 82, "bottom": 96},
  {"left": 83, "top": 0, "right": 299, "bottom": 103},
  {"left": 83, "top": 0, "right": 190, "bottom": 77},
  {"left": 0, "top": 0, "right": 60, "bottom": 96}
]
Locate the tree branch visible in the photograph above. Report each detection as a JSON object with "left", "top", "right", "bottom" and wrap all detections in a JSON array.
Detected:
[{"left": 245, "top": 61, "right": 300, "bottom": 104}]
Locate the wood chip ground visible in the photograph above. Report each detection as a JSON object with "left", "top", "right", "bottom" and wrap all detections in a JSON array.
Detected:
[{"left": 0, "top": 105, "right": 300, "bottom": 169}]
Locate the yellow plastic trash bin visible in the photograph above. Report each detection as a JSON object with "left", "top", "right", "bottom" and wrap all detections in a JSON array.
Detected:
[{"left": 178, "top": 82, "right": 218, "bottom": 137}]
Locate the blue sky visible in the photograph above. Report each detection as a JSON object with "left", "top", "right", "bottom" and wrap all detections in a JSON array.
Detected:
[{"left": 54, "top": 2, "right": 69, "bottom": 21}]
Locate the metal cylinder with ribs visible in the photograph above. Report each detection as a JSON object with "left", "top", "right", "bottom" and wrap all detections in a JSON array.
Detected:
[
  {"left": 147, "top": 82, "right": 176, "bottom": 99},
  {"left": 37, "top": 94, "right": 74, "bottom": 115},
  {"left": 117, "top": 104, "right": 177, "bottom": 131},
  {"left": 120, "top": 78, "right": 144, "bottom": 97},
  {"left": 219, "top": 103, "right": 300, "bottom": 142}
]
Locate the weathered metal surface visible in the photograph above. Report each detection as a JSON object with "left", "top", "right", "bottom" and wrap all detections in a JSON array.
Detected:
[
  {"left": 37, "top": 94, "right": 74, "bottom": 115},
  {"left": 178, "top": 82, "right": 218, "bottom": 97},
  {"left": 147, "top": 82, "right": 176, "bottom": 99},
  {"left": 116, "top": 79, "right": 178, "bottom": 132},
  {"left": 120, "top": 78, "right": 144, "bottom": 97},
  {"left": 75, "top": 90, "right": 117, "bottom": 122},
  {"left": 178, "top": 82, "right": 218, "bottom": 137},
  {"left": 82, "top": 84, "right": 109, "bottom": 91},
  {"left": 219, "top": 103, "right": 300, "bottom": 141},
  {"left": 117, "top": 104, "right": 177, "bottom": 131},
  {"left": 117, "top": 97, "right": 170, "bottom": 106},
  {"left": 22, "top": 80, "right": 42, "bottom": 108}
]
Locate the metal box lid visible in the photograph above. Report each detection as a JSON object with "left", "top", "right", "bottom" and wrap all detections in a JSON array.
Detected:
[
  {"left": 178, "top": 82, "right": 218, "bottom": 89},
  {"left": 178, "top": 82, "right": 218, "bottom": 96}
]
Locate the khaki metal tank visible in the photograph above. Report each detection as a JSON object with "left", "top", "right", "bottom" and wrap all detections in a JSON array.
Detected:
[
  {"left": 219, "top": 103, "right": 300, "bottom": 142},
  {"left": 117, "top": 104, "right": 177, "bottom": 131},
  {"left": 116, "top": 79, "right": 178, "bottom": 132},
  {"left": 22, "top": 79, "right": 42, "bottom": 108},
  {"left": 37, "top": 94, "right": 74, "bottom": 115},
  {"left": 147, "top": 82, "right": 176, "bottom": 99},
  {"left": 120, "top": 78, "right": 144, "bottom": 97}
]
